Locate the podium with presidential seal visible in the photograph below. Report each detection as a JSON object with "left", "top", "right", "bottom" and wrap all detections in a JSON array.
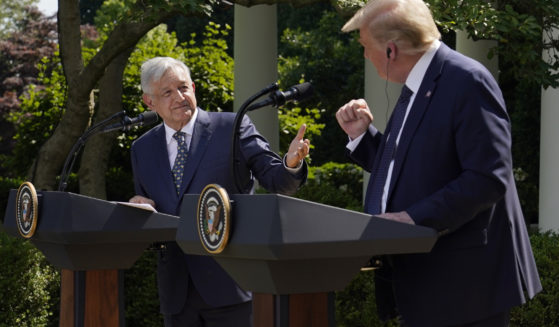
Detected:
[
  {"left": 2, "top": 184, "right": 180, "bottom": 327},
  {"left": 3, "top": 182, "right": 437, "bottom": 327},
  {"left": 178, "top": 184, "right": 438, "bottom": 327}
]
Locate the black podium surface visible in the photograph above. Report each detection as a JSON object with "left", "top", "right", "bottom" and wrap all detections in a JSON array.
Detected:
[
  {"left": 177, "top": 193, "right": 438, "bottom": 294},
  {"left": 3, "top": 190, "right": 179, "bottom": 270}
]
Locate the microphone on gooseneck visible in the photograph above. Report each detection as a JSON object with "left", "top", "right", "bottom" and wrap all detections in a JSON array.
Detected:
[
  {"left": 249, "top": 82, "right": 314, "bottom": 111},
  {"left": 269, "top": 82, "right": 314, "bottom": 107},
  {"left": 101, "top": 111, "right": 159, "bottom": 133}
]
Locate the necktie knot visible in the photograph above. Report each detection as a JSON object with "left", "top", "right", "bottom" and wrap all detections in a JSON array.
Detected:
[
  {"left": 398, "top": 85, "right": 413, "bottom": 104},
  {"left": 173, "top": 131, "right": 186, "bottom": 145}
]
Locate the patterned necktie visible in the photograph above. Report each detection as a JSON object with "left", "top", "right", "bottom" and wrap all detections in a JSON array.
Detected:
[
  {"left": 171, "top": 131, "right": 188, "bottom": 194},
  {"left": 367, "top": 85, "right": 413, "bottom": 214}
]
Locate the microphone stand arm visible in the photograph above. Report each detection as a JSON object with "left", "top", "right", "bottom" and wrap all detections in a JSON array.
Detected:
[
  {"left": 57, "top": 111, "right": 126, "bottom": 192},
  {"left": 230, "top": 83, "right": 279, "bottom": 194}
]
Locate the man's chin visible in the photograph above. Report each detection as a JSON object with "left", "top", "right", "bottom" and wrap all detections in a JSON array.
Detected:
[{"left": 172, "top": 110, "right": 193, "bottom": 123}]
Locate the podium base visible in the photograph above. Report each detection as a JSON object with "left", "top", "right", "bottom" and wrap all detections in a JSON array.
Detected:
[
  {"left": 253, "top": 293, "right": 335, "bottom": 327},
  {"left": 60, "top": 269, "right": 124, "bottom": 327}
]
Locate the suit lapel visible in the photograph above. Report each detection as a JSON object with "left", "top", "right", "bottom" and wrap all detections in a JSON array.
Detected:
[
  {"left": 178, "top": 108, "right": 212, "bottom": 194},
  {"left": 387, "top": 43, "right": 450, "bottom": 201}
]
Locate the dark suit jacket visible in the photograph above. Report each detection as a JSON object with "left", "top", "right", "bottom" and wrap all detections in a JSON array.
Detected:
[
  {"left": 351, "top": 43, "right": 541, "bottom": 326},
  {"left": 131, "top": 109, "right": 307, "bottom": 314}
]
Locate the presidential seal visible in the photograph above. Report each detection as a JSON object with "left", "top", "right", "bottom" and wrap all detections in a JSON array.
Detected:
[
  {"left": 15, "top": 182, "right": 38, "bottom": 238},
  {"left": 197, "top": 184, "right": 231, "bottom": 254}
]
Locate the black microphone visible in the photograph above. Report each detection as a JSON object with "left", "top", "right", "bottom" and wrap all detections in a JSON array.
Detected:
[
  {"left": 101, "top": 111, "right": 159, "bottom": 133},
  {"left": 249, "top": 82, "right": 313, "bottom": 111}
]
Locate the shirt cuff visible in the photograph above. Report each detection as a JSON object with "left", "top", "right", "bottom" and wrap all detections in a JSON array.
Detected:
[
  {"left": 346, "top": 131, "right": 367, "bottom": 152},
  {"left": 283, "top": 155, "right": 303, "bottom": 173}
]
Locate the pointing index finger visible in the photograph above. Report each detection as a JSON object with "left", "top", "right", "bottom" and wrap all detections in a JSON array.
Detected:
[{"left": 296, "top": 124, "right": 307, "bottom": 140}]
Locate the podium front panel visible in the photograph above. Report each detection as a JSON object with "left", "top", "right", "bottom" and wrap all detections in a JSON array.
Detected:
[
  {"left": 3, "top": 190, "right": 179, "bottom": 270},
  {"left": 177, "top": 193, "right": 437, "bottom": 294}
]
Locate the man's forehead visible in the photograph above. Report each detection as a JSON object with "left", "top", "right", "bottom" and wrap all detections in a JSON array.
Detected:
[{"left": 158, "top": 70, "right": 190, "bottom": 85}]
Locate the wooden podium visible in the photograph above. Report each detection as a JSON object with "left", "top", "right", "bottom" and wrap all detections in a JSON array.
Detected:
[
  {"left": 177, "top": 194, "right": 438, "bottom": 326},
  {"left": 3, "top": 190, "right": 437, "bottom": 326},
  {"left": 3, "top": 190, "right": 179, "bottom": 327}
]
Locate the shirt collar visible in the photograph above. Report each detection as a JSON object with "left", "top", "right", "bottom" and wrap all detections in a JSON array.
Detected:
[
  {"left": 164, "top": 108, "right": 198, "bottom": 145},
  {"left": 405, "top": 40, "right": 441, "bottom": 93}
]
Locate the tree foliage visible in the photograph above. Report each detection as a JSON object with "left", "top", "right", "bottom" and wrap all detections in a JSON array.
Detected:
[
  {"left": 5, "top": 60, "right": 65, "bottom": 178},
  {"left": 0, "top": 1, "right": 40, "bottom": 39},
  {"left": 0, "top": 7, "right": 57, "bottom": 112},
  {"left": 278, "top": 4, "right": 363, "bottom": 164},
  {"left": 0, "top": 7, "right": 58, "bottom": 178},
  {"left": 429, "top": 0, "right": 558, "bottom": 89}
]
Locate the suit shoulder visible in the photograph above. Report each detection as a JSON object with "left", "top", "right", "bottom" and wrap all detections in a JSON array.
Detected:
[
  {"left": 206, "top": 111, "right": 237, "bottom": 121},
  {"left": 444, "top": 48, "right": 494, "bottom": 81},
  {"left": 204, "top": 111, "right": 245, "bottom": 129},
  {"left": 131, "top": 123, "right": 163, "bottom": 149}
]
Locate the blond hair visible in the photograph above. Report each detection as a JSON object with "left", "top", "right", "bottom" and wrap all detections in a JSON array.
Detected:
[{"left": 342, "top": 0, "right": 440, "bottom": 54}]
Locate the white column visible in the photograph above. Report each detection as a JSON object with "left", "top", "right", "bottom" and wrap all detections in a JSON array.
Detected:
[
  {"left": 455, "top": 31, "right": 499, "bottom": 80},
  {"left": 362, "top": 60, "right": 400, "bottom": 201},
  {"left": 539, "top": 28, "right": 559, "bottom": 232},
  {"left": 234, "top": 4, "right": 278, "bottom": 151}
]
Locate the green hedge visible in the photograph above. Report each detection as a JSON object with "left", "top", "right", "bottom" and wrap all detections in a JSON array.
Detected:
[
  {"left": 334, "top": 230, "right": 559, "bottom": 327},
  {"left": 0, "top": 231, "right": 59, "bottom": 327},
  {"left": 124, "top": 250, "right": 163, "bottom": 326},
  {"left": 0, "top": 177, "right": 61, "bottom": 327},
  {"left": 294, "top": 162, "right": 364, "bottom": 211},
  {"left": 510, "top": 230, "right": 559, "bottom": 326}
]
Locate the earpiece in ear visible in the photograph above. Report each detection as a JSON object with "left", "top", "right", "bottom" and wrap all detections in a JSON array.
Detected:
[{"left": 386, "top": 48, "right": 392, "bottom": 58}]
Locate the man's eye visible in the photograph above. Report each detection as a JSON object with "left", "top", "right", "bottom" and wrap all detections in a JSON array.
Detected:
[{"left": 179, "top": 86, "right": 188, "bottom": 92}]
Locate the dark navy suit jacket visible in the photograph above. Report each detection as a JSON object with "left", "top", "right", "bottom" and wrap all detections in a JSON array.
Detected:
[
  {"left": 131, "top": 109, "right": 307, "bottom": 314},
  {"left": 351, "top": 43, "right": 541, "bottom": 326}
]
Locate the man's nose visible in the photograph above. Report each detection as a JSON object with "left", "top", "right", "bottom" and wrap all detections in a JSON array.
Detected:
[{"left": 172, "top": 89, "right": 186, "bottom": 101}]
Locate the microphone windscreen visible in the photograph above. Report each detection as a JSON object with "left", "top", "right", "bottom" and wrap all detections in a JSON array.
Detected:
[
  {"left": 293, "top": 82, "right": 313, "bottom": 101},
  {"left": 141, "top": 111, "right": 159, "bottom": 124}
]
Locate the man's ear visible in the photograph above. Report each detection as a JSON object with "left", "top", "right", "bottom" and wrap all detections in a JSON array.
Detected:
[
  {"left": 142, "top": 93, "right": 154, "bottom": 109},
  {"left": 386, "top": 42, "right": 396, "bottom": 60},
  {"left": 192, "top": 82, "right": 196, "bottom": 93}
]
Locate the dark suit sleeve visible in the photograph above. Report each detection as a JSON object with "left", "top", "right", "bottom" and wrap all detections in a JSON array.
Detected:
[
  {"left": 349, "top": 125, "right": 383, "bottom": 172},
  {"left": 130, "top": 145, "right": 147, "bottom": 198},
  {"left": 407, "top": 70, "right": 511, "bottom": 233},
  {"left": 238, "top": 115, "right": 307, "bottom": 195}
]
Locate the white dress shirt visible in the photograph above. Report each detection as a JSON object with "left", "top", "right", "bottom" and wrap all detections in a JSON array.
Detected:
[
  {"left": 348, "top": 40, "right": 441, "bottom": 213},
  {"left": 164, "top": 109, "right": 198, "bottom": 168}
]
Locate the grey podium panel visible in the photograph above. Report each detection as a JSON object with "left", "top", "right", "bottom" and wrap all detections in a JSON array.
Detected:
[
  {"left": 177, "top": 194, "right": 437, "bottom": 294},
  {"left": 3, "top": 190, "right": 179, "bottom": 270}
]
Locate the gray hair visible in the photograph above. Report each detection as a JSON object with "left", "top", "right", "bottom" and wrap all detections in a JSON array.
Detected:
[
  {"left": 342, "top": 0, "right": 441, "bottom": 54},
  {"left": 140, "top": 57, "right": 192, "bottom": 95}
]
